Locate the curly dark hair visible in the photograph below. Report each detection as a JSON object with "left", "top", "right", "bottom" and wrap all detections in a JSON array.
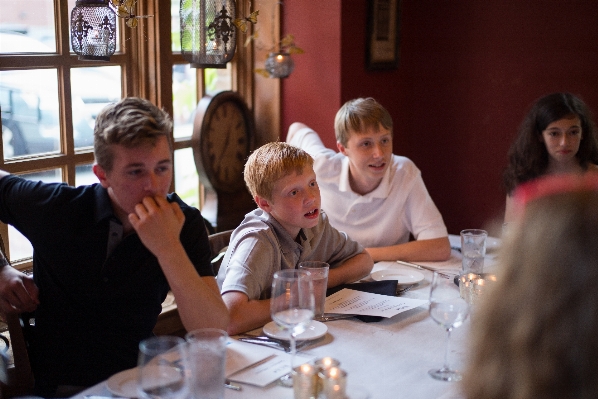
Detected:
[{"left": 503, "top": 92, "right": 598, "bottom": 194}]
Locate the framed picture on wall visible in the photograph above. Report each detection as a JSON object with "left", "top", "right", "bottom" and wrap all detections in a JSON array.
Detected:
[{"left": 366, "top": 0, "right": 401, "bottom": 70}]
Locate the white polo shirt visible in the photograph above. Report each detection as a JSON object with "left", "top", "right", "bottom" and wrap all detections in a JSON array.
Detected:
[{"left": 289, "top": 128, "right": 448, "bottom": 247}]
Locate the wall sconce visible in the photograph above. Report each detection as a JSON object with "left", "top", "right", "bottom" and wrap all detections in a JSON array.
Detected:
[
  {"left": 264, "top": 51, "right": 294, "bottom": 78},
  {"left": 180, "top": 0, "right": 237, "bottom": 69},
  {"left": 71, "top": 0, "right": 117, "bottom": 61}
]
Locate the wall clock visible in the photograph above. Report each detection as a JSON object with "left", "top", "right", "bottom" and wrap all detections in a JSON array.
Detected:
[
  {"left": 192, "top": 91, "right": 255, "bottom": 193},
  {"left": 192, "top": 91, "right": 256, "bottom": 231}
]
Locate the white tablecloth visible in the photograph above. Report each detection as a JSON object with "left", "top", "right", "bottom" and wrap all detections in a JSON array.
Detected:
[{"left": 74, "top": 237, "right": 501, "bottom": 399}]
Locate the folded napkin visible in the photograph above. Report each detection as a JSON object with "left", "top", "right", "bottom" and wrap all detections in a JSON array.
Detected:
[{"left": 326, "top": 280, "right": 398, "bottom": 323}]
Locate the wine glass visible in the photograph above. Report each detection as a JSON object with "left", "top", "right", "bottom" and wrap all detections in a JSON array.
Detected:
[
  {"left": 137, "top": 336, "right": 189, "bottom": 399},
  {"left": 428, "top": 271, "right": 470, "bottom": 381},
  {"left": 270, "top": 269, "right": 315, "bottom": 387}
]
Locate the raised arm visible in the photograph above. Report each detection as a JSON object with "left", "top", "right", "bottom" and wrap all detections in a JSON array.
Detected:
[
  {"left": 327, "top": 250, "right": 373, "bottom": 287},
  {"left": 129, "top": 196, "right": 229, "bottom": 331},
  {"left": 286, "top": 122, "right": 312, "bottom": 143},
  {"left": 365, "top": 236, "right": 451, "bottom": 263}
]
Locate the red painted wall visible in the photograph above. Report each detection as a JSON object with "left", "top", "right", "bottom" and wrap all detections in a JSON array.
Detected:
[{"left": 283, "top": 1, "right": 598, "bottom": 234}]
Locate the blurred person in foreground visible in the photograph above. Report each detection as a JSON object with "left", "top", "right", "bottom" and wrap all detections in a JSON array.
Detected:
[
  {"left": 0, "top": 97, "right": 229, "bottom": 397},
  {"left": 287, "top": 98, "right": 450, "bottom": 262},
  {"left": 217, "top": 142, "right": 373, "bottom": 335},
  {"left": 463, "top": 172, "right": 598, "bottom": 399}
]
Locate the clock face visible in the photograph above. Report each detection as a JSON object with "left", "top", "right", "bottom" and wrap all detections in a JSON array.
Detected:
[
  {"left": 193, "top": 91, "right": 255, "bottom": 193},
  {"left": 206, "top": 101, "right": 248, "bottom": 187}
]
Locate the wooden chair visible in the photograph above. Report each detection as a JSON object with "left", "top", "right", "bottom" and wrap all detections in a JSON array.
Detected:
[
  {"left": 0, "top": 236, "right": 35, "bottom": 398},
  {"left": 208, "top": 229, "right": 232, "bottom": 274}
]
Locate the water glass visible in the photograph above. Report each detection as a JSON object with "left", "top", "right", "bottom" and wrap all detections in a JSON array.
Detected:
[
  {"left": 298, "top": 261, "right": 330, "bottom": 320},
  {"left": 185, "top": 328, "right": 228, "bottom": 399},
  {"left": 460, "top": 229, "right": 487, "bottom": 273},
  {"left": 137, "top": 336, "right": 188, "bottom": 399}
]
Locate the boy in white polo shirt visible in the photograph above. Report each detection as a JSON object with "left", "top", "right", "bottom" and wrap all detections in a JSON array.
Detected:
[
  {"left": 287, "top": 97, "right": 450, "bottom": 262},
  {"left": 217, "top": 142, "right": 373, "bottom": 335}
]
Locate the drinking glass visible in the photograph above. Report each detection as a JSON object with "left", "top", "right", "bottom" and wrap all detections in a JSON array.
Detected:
[
  {"left": 428, "top": 271, "right": 470, "bottom": 381},
  {"left": 270, "top": 269, "right": 315, "bottom": 387},
  {"left": 185, "top": 328, "right": 228, "bottom": 399},
  {"left": 137, "top": 336, "right": 189, "bottom": 399},
  {"left": 298, "top": 261, "right": 329, "bottom": 320},
  {"left": 460, "top": 229, "right": 487, "bottom": 273}
]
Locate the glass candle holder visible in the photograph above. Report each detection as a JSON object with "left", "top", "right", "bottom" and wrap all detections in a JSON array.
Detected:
[
  {"left": 318, "top": 366, "right": 347, "bottom": 399},
  {"left": 292, "top": 363, "right": 317, "bottom": 399},
  {"left": 314, "top": 357, "right": 341, "bottom": 396}
]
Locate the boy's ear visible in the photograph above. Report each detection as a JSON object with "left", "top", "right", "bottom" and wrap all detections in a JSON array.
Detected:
[
  {"left": 93, "top": 164, "right": 110, "bottom": 188},
  {"left": 255, "top": 195, "right": 272, "bottom": 212},
  {"left": 337, "top": 141, "right": 348, "bottom": 156}
]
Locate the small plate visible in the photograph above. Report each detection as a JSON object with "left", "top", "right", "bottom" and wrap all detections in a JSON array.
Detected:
[
  {"left": 106, "top": 367, "right": 138, "bottom": 398},
  {"left": 263, "top": 320, "right": 328, "bottom": 341},
  {"left": 370, "top": 269, "right": 425, "bottom": 285}
]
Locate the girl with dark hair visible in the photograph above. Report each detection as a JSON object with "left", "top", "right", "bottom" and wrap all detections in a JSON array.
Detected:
[{"left": 503, "top": 92, "right": 598, "bottom": 222}]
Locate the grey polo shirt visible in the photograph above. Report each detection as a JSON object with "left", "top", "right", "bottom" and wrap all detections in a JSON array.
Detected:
[{"left": 217, "top": 209, "right": 364, "bottom": 300}]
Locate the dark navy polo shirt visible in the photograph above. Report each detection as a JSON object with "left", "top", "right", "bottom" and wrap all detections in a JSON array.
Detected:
[{"left": 0, "top": 175, "right": 212, "bottom": 387}]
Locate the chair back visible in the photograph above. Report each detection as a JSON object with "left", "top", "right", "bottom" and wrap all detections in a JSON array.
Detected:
[
  {"left": 0, "top": 236, "right": 34, "bottom": 398},
  {"left": 208, "top": 230, "right": 232, "bottom": 274}
]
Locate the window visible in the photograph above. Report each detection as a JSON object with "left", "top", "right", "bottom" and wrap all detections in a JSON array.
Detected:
[{"left": 0, "top": 0, "right": 256, "bottom": 266}]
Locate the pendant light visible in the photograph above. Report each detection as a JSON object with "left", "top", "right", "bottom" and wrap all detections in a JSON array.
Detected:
[{"left": 71, "top": 0, "right": 117, "bottom": 61}]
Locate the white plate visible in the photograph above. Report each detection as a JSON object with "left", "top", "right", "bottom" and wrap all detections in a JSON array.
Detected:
[
  {"left": 106, "top": 367, "right": 138, "bottom": 398},
  {"left": 263, "top": 320, "right": 328, "bottom": 341},
  {"left": 370, "top": 269, "right": 425, "bottom": 285}
]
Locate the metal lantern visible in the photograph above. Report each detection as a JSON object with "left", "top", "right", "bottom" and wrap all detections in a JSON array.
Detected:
[
  {"left": 71, "top": 0, "right": 117, "bottom": 61},
  {"left": 264, "top": 52, "right": 294, "bottom": 78},
  {"left": 180, "top": 0, "right": 237, "bottom": 69}
]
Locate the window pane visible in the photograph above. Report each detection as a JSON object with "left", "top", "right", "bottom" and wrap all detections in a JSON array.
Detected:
[
  {"left": 71, "top": 66, "right": 121, "bottom": 148},
  {"left": 1, "top": 69, "right": 61, "bottom": 159},
  {"left": 171, "top": 0, "right": 181, "bottom": 52},
  {"left": 204, "top": 65, "right": 232, "bottom": 96},
  {"left": 0, "top": 0, "right": 57, "bottom": 52},
  {"left": 8, "top": 169, "right": 61, "bottom": 262},
  {"left": 173, "top": 64, "right": 196, "bottom": 139},
  {"left": 174, "top": 147, "right": 199, "bottom": 208},
  {"left": 75, "top": 163, "right": 96, "bottom": 187}
]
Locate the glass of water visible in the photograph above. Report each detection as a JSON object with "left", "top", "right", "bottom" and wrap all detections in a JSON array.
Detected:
[
  {"left": 460, "top": 229, "right": 487, "bottom": 273},
  {"left": 137, "top": 336, "right": 188, "bottom": 399}
]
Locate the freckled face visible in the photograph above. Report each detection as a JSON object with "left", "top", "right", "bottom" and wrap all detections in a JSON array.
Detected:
[
  {"left": 259, "top": 166, "right": 321, "bottom": 238},
  {"left": 94, "top": 136, "right": 173, "bottom": 221},
  {"left": 541, "top": 115, "right": 582, "bottom": 167}
]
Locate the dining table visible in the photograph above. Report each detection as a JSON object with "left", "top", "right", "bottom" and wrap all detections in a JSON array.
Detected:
[{"left": 72, "top": 234, "right": 502, "bottom": 399}]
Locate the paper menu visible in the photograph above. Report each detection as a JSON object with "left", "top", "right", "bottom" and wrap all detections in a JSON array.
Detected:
[
  {"left": 324, "top": 288, "right": 428, "bottom": 317},
  {"left": 226, "top": 339, "right": 315, "bottom": 387},
  {"left": 225, "top": 339, "right": 278, "bottom": 376}
]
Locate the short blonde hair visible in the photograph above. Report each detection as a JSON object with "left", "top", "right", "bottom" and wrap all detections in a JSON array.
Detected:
[
  {"left": 244, "top": 142, "right": 314, "bottom": 201},
  {"left": 334, "top": 97, "right": 393, "bottom": 147}
]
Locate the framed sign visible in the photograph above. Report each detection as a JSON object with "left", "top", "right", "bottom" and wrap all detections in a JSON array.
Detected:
[{"left": 366, "top": 0, "right": 401, "bottom": 70}]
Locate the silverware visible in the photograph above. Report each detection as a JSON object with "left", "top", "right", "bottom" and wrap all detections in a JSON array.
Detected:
[
  {"left": 224, "top": 379, "right": 242, "bottom": 391},
  {"left": 396, "top": 283, "right": 416, "bottom": 295},
  {"left": 237, "top": 335, "right": 318, "bottom": 352},
  {"left": 396, "top": 260, "right": 455, "bottom": 279},
  {"left": 318, "top": 313, "right": 356, "bottom": 322}
]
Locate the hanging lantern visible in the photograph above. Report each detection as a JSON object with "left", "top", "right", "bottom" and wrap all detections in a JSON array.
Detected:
[
  {"left": 180, "top": 0, "right": 237, "bottom": 69},
  {"left": 71, "top": 0, "right": 117, "bottom": 61},
  {"left": 264, "top": 52, "right": 294, "bottom": 78}
]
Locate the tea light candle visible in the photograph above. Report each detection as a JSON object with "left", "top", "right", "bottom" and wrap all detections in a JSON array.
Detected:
[
  {"left": 292, "top": 363, "right": 317, "bottom": 399},
  {"left": 314, "top": 357, "right": 341, "bottom": 395},
  {"left": 319, "top": 366, "right": 347, "bottom": 399},
  {"left": 315, "top": 357, "right": 340, "bottom": 370}
]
